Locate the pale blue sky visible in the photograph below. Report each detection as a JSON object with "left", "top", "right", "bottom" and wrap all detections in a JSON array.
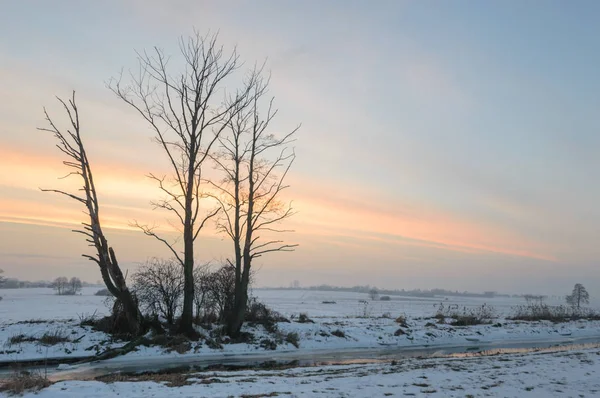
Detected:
[{"left": 0, "top": 1, "right": 599, "bottom": 294}]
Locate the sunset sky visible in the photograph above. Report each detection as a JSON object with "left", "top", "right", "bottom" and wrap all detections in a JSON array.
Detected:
[{"left": 1, "top": 1, "right": 599, "bottom": 294}]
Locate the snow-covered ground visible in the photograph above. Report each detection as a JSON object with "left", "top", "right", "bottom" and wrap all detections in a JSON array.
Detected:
[
  {"left": 1, "top": 287, "right": 599, "bottom": 363},
  {"left": 2, "top": 287, "right": 598, "bottom": 323},
  {"left": 14, "top": 347, "right": 600, "bottom": 397}
]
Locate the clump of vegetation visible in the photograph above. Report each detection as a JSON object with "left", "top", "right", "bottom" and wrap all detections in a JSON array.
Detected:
[
  {"left": 259, "top": 338, "right": 278, "bottom": 350},
  {"left": 509, "top": 303, "right": 600, "bottom": 322},
  {"left": 95, "top": 288, "right": 111, "bottom": 296},
  {"left": 285, "top": 332, "right": 300, "bottom": 348},
  {"left": 434, "top": 303, "right": 495, "bottom": 326},
  {"left": 245, "top": 299, "right": 289, "bottom": 334},
  {"left": 6, "top": 334, "right": 37, "bottom": 347},
  {"left": 321, "top": 301, "right": 336, "bottom": 304},
  {"left": 133, "top": 258, "right": 184, "bottom": 326},
  {"left": 51, "top": 277, "right": 82, "bottom": 296},
  {"left": 395, "top": 315, "right": 408, "bottom": 327},
  {"left": 331, "top": 329, "right": 346, "bottom": 338},
  {"left": 153, "top": 335, "right": 193, "bottom": 354},
  {"left": 0, "top": 371, "right": 51, "bottom": 395},
  {"left": 39, "top": 330, "right": 71, "bottom": 346},
  {"left": 297, "top": 313, "right": 314, "bottom": 324}
]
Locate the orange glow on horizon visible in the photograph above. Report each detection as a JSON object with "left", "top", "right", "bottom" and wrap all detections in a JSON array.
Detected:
[{"left": 0, "top": 145, "right": 557, "bottom": 263}]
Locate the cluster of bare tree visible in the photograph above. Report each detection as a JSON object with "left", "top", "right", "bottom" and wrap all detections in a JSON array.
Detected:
[
  {"left": 40, "top": 32, "right": 298, "bottom": 337},
  {"left": 51, "top": 277, "right": 82, "bottom": 296},
  {"left": 133, "top": 259, "right": 243, "bottom": 328}
]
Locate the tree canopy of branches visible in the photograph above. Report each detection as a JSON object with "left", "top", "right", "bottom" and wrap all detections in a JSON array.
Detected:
[
  {"left": 133, "top": 258, "right": 184, "bottom": 325},
  {"left": 110, "top": 32, "right": 252, "bottom": 335},
  {"left": 566, "top": 283, "right": 590, "bottom": 310},
  {"left": 39, "top": 92, "right": 143, "bottom": 335},
  {"left": 52, "top": 277, "right": 69, "bottom": 296},
  {"left": 208, "top": 70, "right": 299, "bottom": 336},
  {"left": 69, "top": 277, "right": 83, "bottom": 295}
]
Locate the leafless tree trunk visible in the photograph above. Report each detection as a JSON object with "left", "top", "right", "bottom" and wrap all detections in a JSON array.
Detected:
[
  {"left": 40, "top": 92, "right": 143, "bottom": 335},
  {"left": 110, "top": 32, "right": 251, "bottom": 334},
  {"left": 208, "top": 70, "right": 299, "bottom": 336}
]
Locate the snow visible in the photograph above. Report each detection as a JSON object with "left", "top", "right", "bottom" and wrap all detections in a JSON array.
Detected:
[
  {"left": 14, "top": 347, "right": 600, "bottom": 397},
  {"left": 1, "top": 288, "right": 600, "bottom": 363},
  {"left": 0, "top": 287, "right": 108, "bottom": 323}
]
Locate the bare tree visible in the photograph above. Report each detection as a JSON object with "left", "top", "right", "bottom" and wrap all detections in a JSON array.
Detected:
[
  {"left": 193, "top": 263, "right": 212, "bottom": 320},
  {"left": 52, "top": 277, "right": 69, "bottom": 295},
  {"left": 207, "top": 263, "right": 236, "bottom": 322},
  {"left": 110, "top": 32, "right": 251, "bottom": 334},
  {"left": 40, "top": 92, "right": 143, "bottom": 335},
  {"left": 0, "top": 270, "right": 6, "bottom": 288},
  {"left": 68, "top": 277, "right": 83, "bottom": 295},
  {"left": 369, "top": 288, "right": 379, "bottom": 301},
  {"left": 566, "top": 283, "right": 590, "bottom": 310},
  {"left": 133, "top": 258, "right": 184, "bottom": 325},
  {"left": 208, "top": 70, "right": 299, "bottom": 336}
]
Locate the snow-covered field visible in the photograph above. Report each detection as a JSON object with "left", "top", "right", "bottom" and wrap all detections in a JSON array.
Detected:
[
  {"left": 15, "top": 347, "right": 600, "bottom": 397},
  {"left": 0, "top": 287, "right": 599, "bottom": 364},
  {"left": 1, "top": 287, "right": 600, "bottom": 396}
]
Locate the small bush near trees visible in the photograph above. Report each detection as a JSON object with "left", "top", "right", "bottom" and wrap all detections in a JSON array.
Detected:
[
  {"left": 245, "top": 299, "right": 288, "bottom": 334},
  {"left": 380, "top": 295, "right": 391, "bottom": 301},
  {"left": 133, "top": 258, "right": 184, "bottom": 326},
  {"left": 95, "top": 288, "right": 111, "bottom": 296}
]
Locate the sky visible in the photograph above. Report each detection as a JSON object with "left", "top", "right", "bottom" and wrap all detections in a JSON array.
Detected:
[{"left": 1, "top": 1, "right": 599, "bottom": 295}]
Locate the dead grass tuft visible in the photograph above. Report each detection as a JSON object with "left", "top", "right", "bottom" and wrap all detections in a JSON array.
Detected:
[{"left": 0, "top": 372, "right": 51, "bottom": 395}]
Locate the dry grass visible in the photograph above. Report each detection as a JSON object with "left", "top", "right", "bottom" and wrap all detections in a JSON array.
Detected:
[
  {"left": 39, "top": 330, "right": 70, "bottom": 346},
  {"left": 0, "top": 372, "right": 51, "bottom": 395},
  {"left": 97, "top": 372, "right": 193, "bottom": 387},
  {"left": 6, "top": 334, "right": 37, "bottom": 347}
]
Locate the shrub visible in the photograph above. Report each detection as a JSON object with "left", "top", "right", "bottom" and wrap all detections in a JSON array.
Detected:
[
  {"left": 395, "top": 315, "right": 408, "bottom": 326},
  {"left": 331, "top": 329, "right": 345, "bottom": 338},
  {"left": 0, "top": 371, "right": 51, "bottom": 395},
  {"left": 380, "top": 296, "right": 391, "bottom": 301},
  {"left": 285, "top": 332, "right": 300, "bottom": 348},
  {"left": 259, "top": 338, "right": 277, "bottom": 350},
  {"left": 95, "top": 288, "right": 111, "bottom": 296},
  {"left": 133, "top": 258, "right": 184, "bottom": 326},
  {"left": 297, "top": 313, "right": 314, "bottom": 324},
  {"left": 245, "top": 299, "right": 288, "bottom": 334}
]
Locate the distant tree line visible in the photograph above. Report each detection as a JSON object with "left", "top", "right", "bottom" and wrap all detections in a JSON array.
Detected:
[{"left": 263, "top": 284, "right": 510, "bottom": 299}]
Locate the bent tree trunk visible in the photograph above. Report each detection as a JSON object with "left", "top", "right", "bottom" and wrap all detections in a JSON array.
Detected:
[{"left": 40, "top": 92, "right": 143, "bottom": 336}]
